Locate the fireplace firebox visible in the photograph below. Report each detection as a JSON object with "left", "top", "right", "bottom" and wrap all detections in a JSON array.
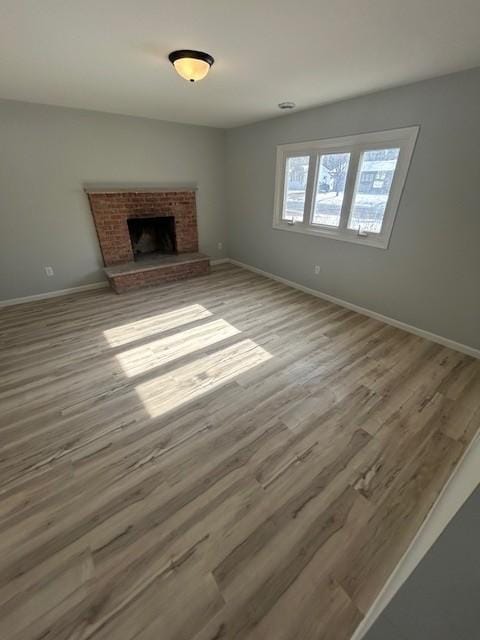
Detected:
[{"left": 127, "top": 216, "right": 177, "bottom": 260}]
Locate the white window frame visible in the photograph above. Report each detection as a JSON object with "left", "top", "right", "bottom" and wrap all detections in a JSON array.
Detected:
[{"left": 272, "top": 126, "right": 419, "bottom": 249}]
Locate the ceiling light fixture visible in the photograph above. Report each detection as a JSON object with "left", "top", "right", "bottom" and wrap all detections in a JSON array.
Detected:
[
  {"left": 168, "top": 50, "right": 214, "bottom": 83},
  {"left": 278, "top": 101, "right": 296, "bottom": 110}
]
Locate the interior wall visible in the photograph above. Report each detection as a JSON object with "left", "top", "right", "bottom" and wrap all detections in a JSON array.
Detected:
[
  {"left": 225, "top": 67, "right": 480, "bottom": 350},
  {"left": 363, "top": 486, "right": 479, "bottom": 640},
  {"left": 0, "top": 99, "right": 227, "bottom": 301}
]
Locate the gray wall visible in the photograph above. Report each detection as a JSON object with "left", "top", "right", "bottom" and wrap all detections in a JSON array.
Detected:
[
  {"left": 0, "top": 100, "right": 226, "bottom": 300},
  {"left": 226, "top": 68, "right": 480, "bottom": 350},
  {"left": 2, "top": 69, "right": 480, "bottom": 350},
  {"left": 364, "top": 487, "right": 479, "bottom": 640}
]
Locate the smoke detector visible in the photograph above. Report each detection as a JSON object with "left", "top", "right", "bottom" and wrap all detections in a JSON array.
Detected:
[{"left": 278, "top": 101, "right": 296, "bottom": 110}]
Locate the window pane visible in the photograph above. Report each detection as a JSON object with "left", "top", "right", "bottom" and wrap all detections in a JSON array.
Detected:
[
  {"left": 312, "top": 153, "right": 350, "bottom": 227},
  {"left": 348, "top": 148, "right": 400, "bottom": 233},
  {"left": 283, "top": 156, "right": 310, "bottom": 221}
]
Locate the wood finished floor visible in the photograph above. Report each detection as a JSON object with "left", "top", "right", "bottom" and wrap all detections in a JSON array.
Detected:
[{"left": 0, "top": 264, "right": 479, "bottom": 640}]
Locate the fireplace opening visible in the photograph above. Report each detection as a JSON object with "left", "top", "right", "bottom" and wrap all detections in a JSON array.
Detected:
[{"left": 127, "top": 217, "right": 177, "bottom": 260}]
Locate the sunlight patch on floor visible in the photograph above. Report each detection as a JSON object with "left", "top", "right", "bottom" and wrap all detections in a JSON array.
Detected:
[
  {"left": 136, "top": 338, "right": 272, "bottom": 417},
  {"left": 115, "top": 318, "right": 241, "bottom": 377},
  {"left": 103, "top": 304, "right": 212, "bottom": 347}
]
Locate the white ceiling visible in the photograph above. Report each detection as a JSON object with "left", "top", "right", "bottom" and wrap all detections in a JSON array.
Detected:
[{"left": 1, "top": 0, "right": 480, "bottom": 128}]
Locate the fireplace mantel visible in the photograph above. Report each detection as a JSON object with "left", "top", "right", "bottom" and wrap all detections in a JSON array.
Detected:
[{"left": 84, "top": 184, "right": 198, "bottom": 194}]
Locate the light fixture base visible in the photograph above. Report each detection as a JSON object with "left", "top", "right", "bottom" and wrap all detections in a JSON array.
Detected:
[{"left": 168, "top": 50, "right": 214, "bottom": 66}]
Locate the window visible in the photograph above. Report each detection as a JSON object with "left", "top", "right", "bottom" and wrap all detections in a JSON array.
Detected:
[
  {"left": 282, "top": 155, "right": 310, "bottom": 222},
  {"left": 313, "top": 153, "right": 350, "bottom": 227},
  {"left": 348, "top": 148, "right": 400, "bottom": 234},
  {"left": 273, "top": 127, "right": 418, "bottom": 249}
]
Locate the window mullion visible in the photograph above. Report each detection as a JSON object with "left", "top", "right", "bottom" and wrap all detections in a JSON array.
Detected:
[
  {"left": 338, "top": 150, "right": 360, "bottom": 230},
  {"left": 302, "top": 153, "right": 318, "bottom": 227}
]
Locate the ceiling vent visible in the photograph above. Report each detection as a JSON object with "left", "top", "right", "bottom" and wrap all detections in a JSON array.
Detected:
[{"left": 278, "top": 101, "right": 296, "bottom": 110}]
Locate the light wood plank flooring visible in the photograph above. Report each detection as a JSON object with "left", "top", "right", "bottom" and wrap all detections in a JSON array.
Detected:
[{"left": 0, "top": 264, "right": 479, "bottom": 640}]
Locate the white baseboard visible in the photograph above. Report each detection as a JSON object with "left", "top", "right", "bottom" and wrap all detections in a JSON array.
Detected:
[
  {"left": 0, "top": 259, "right": 229, "bottom": 307},
  {"left": 0, "top": 259, "right": 228, "bottom": 308},
  {"left": 0, "top": 281, "right": 108, "bottom": 308},
  {"left": 228, "top": 258, "right": 480, "bottom": 360}
]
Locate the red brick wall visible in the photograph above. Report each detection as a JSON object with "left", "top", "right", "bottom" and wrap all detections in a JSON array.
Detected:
[{"left": 87, "top": 190, "right": 199, "bottom": 266}]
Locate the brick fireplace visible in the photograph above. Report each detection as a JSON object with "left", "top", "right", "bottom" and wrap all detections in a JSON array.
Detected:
[{"left": 86, "top": 189, "right": 210, "bottom": 293}]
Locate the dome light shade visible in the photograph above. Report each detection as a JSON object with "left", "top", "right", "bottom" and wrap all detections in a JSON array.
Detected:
[{"left": 168, "top": 50, "right": 214, "bottom": 82}]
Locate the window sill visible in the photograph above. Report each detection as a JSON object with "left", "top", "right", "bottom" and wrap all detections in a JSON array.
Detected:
[{"left": 272, "top": 221, "right": 389, "bottom": 249}]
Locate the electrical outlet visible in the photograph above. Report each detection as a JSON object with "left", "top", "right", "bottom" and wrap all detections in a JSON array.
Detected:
[
  {"left": 217, "top": 242, "right": 223, "bottom": 251},
  {"left": 44, "top": 266, "right": 54, "bottom": 277},
  {"left": 314, "top": 265, "right": 320, "bottom": 275}
]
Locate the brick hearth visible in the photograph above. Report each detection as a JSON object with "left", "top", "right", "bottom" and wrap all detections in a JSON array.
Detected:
[
  {"left": 104, "top": 253, "right": 210, "bottom": 293},
  {"left": 86, "top": 188, "right": 210, "bottom": 292}
]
